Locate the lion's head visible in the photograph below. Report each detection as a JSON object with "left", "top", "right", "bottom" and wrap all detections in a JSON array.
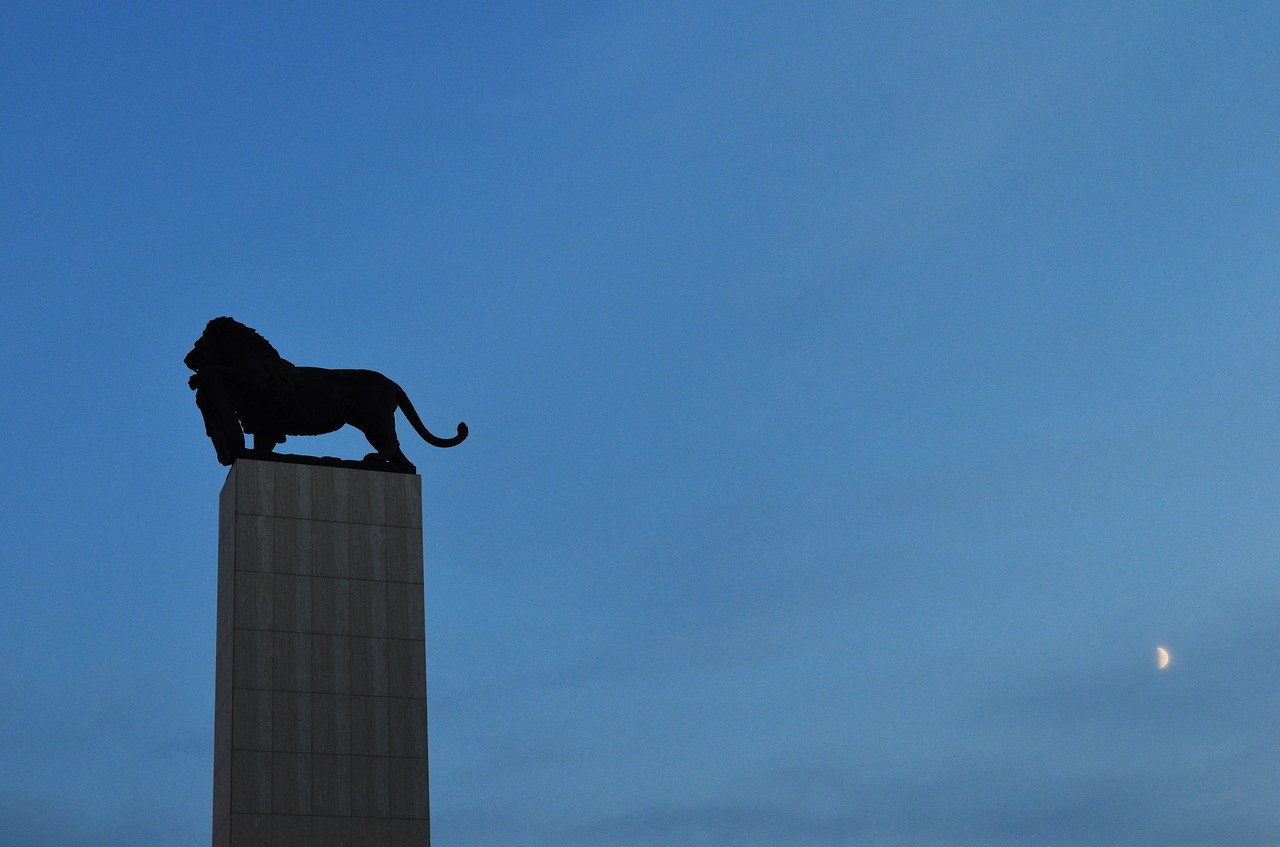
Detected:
[{"left": 184, "top": 316, "right": 293, "bottom": 373}]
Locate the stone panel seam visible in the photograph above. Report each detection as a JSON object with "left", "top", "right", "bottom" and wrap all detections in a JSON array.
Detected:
[
  {"left": 229, "top": 572, "right": 424, "bottom": 586},
  {"left": 232, "top": 512, "right": 423, "bottom": 530},
  {"left": 224, "top": 629, "right": 425, "bottom": 645}
]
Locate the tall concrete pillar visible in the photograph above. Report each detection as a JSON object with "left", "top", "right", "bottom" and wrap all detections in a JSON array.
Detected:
[{"left": 212, "top": 459, "right": 430, "bottom": 846}]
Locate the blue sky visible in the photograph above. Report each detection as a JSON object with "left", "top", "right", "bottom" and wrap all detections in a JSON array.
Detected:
[{"left": 3, "top": 2, "right": 1279, "bottom": 844}]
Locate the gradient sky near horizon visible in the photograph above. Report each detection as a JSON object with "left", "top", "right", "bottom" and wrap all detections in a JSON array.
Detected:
[{"left": 3, "top": 3, "right": 1280, "bottom": 845}]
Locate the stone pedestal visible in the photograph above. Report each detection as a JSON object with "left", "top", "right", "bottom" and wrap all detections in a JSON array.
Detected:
[{"left": 212, "top": 459, "right": 430, "bottom": 846}]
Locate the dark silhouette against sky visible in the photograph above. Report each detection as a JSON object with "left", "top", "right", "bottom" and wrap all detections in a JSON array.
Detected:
[{"left": 185, "top": 316, "right": 466, "bottom": 471}]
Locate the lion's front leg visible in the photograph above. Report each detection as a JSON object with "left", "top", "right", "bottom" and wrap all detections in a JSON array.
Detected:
[
  {"left": 252, "top": 432, "right": 285, "bottom": 454},
  {"left": 191, "top": 368, "right": 245, "bottom": 466}
]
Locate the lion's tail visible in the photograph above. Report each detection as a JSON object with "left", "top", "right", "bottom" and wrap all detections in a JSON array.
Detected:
[{"left": 397, "top": 385, "right": 468, "bottom": 448}]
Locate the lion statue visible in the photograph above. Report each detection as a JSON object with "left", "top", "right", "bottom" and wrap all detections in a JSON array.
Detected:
[{"left": 185, "top": 317, "right": 467, "bottom": 471}]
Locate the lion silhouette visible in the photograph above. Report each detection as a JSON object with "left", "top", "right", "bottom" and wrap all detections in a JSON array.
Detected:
[{"left": 185, "top": 317, "right": 467, "bottom": 471}]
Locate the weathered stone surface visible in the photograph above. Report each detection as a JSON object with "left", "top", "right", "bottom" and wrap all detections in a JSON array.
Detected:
[
  {"left": 388, "top": 698, "right": 429, "bottom": 758},
  {"left": 213, "top": 460, "right": 430, "bottom": 845}
]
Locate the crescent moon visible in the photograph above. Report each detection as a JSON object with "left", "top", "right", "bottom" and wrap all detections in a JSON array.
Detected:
[{"left": 1156, "top": 646, "right": 1170, "bottom": 670}]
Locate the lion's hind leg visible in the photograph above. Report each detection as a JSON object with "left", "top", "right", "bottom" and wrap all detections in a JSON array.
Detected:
[{"left": 356, "top": 419, "right": 416, "bottom": 472}]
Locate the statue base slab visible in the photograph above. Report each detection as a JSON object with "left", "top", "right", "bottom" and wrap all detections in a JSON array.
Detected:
[{"left": 231, "top": 450, "right": 418, "bottom": 474}]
